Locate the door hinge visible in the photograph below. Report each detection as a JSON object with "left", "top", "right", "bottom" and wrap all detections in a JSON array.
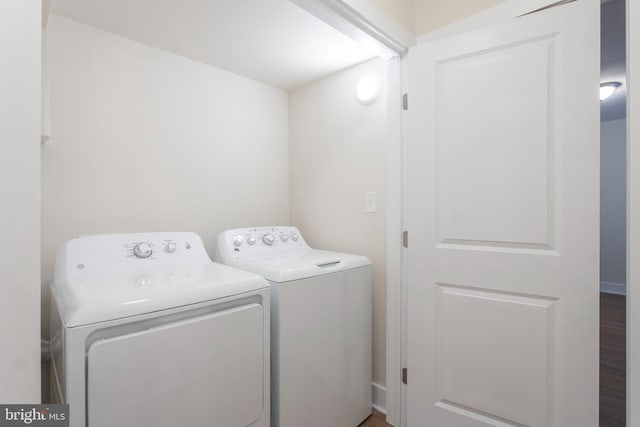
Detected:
[
  {"left": 402, "top": 231, "right": 408, "bottom": 248},
  {"left": 402, "top": 368, "right": 408, "bottom": 385},
  {"left": 402, "top": 93, "right": 408, "bottom": 110}
]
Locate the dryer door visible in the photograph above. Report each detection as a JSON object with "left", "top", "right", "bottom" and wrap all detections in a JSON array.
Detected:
[{"left": 87, "top": 304, "right": 264, "bottom": 427}]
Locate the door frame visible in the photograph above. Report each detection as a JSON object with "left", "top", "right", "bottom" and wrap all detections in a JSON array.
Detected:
[
  {"left": 627, "top": 0, "right": 638, "bottom": 424},
  {"left": 384, "top": 54, "right": 404, "bottom": 426}
]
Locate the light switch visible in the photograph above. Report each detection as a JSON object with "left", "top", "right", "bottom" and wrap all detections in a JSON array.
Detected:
[{"left": 364, "top": 192, "right": 377, "bottom": 213}]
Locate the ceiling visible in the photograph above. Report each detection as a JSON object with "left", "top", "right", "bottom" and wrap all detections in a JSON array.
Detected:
[
  {"left": 50, "top": 0, "right": 627, "bottom": 113},
  {"left": 601, "top": 0, "right": 626, "bottom": 121},
  {"left": 50, "top": 0, "right": 376, "bottom": 90}
]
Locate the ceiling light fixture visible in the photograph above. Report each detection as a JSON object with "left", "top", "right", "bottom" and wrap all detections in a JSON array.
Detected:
[
  {"left": 600, "top": 82, "right": 621, "bottom": 101},
  {"left": 356, "top": 75, "right": 381, "bottom": 105}
]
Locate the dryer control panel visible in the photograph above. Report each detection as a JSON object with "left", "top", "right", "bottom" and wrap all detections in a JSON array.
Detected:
[{"left": 55, "top": 232, "right": 211, "bottom": 282}]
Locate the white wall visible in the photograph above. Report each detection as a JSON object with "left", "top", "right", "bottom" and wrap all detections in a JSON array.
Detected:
[
  {"left": 42, "top": 16, "right": 289, "bottom": 331},
  {"left": 0, "top": 0, "right": 42, "bottom": 402},
  {"left": 289, "top": 58, "right": 388, "bottom": 386},
  {"left": 415, "top": 0, "right": 508, "bottom": 35},
  {"left": 601, "top": 119, "right": 627, "bottom": 293},
  {"left": 371, "top": 0, "right": 414, "bottom": 34},
  {"left": 342, "top": 0, "right": 415, "bottom": 44},
  {"left": 344, "top": 0, "right": 512, "bottom": 38}
]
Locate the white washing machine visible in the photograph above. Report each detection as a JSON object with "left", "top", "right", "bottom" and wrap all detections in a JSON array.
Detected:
[
  {"left": 49, "top": 232, "right": 270, "bottom": 427},
  {"left": 214, "top": 226, "right": 372, "bottom": 427}
]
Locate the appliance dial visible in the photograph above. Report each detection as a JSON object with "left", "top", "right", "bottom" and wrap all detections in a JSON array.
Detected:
[
  {"left": 262, "top": 233, "right": 275, "bottom": 245},
  {"left": 247, "top": 236, "right": 257, "bottom": 246},
  {"left": 280, "top": 234, "right": 289, "bottom": 242},
  {"left": 133, "top": 242, "right": 153, "bottom": 258},
  {"left": 165, "top": 241, "right": 177, "bottom": 253},
  {"left": 291, "top": 233, "right": 299, "bottom": 242},
  {"left": 233, "top": 235, "right": 244, "bottom": 247}
]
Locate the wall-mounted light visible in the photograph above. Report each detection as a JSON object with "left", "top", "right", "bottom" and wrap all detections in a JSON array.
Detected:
[
  {"left": 600, "top": 82, "right": 621, "bottom": 101},
  {"left": 356, "top": 75, "right": 381, "bottom": 105}
]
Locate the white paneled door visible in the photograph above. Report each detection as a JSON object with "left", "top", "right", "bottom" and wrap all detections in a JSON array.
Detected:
[{"left": 406, "top": 1, "right": 599, "bottom": 426}]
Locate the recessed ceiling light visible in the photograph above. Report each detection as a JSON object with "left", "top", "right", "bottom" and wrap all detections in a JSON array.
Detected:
[{"left": 600, "top": 82, "right": 621, "bottom": 101}]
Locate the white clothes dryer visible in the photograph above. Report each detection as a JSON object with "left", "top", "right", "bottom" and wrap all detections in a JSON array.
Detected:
[
  {"left": 214, "top": 226, "right": 372, "bottom": 427},
  {"left": 50, "top": 232, "right": 270, "bottom": 427}
]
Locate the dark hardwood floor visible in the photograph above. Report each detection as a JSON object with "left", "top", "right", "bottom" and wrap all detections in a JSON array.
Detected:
[
  {"left": 600, "top": 292, "right": 626, "bottom": 427},
  {"left": 359, "top": 410, "right": 393, "bottom": 427}
]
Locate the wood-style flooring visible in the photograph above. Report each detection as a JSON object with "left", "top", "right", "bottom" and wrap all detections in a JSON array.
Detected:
[
  {"left": 600, "top": 292, "right": 626, "bottom": 427},
  {"left": 358, "top": 293, "right": 625, "bottom": 427},
  {"left": 359, "top": 410, "right": 393, "bottom": 427}
]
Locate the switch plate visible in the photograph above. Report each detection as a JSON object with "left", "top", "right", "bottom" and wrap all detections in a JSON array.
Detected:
[{"left": 364, "top": 192, "right": 377, "bottom": 213}]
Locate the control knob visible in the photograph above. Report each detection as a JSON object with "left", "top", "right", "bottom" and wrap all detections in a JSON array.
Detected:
[
  {"left": 233, "top": 235, "right": 245, "bottom": 247},
  {"left": 165, "top": 242, "right": 177, "bottom": 253},
  {"left": 133, "top": 242, "right": 153, "bottom": 259},
  {"left": 262, "top": 233, "right": 275, "bottom": 245},
  {"left": 247, "top": 236, "right": 257, "bottom": 246},
  {"left": 280, "top": 234, "right": 289, "bottom": 242},
  {"left": 291, "top": 233, "right": 299, "bottom": 242}
]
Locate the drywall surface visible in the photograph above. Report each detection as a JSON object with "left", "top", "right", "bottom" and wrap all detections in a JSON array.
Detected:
[
  {"left": 341, "top": 0, "right": 415, "bottom": 47},
  {"left": 289, "top": 58, "right": 388, "bottom": 385},
  {"left": 344, "top": 0, "right": 415, "bottom": 35},
  {"left": 0, "top": 0, "right": 42, "bottom": 402},
  {"left": 372, "top": 0, "right": 415, "bottom": 34},
  {"left": 601, "top": 118, "right": 627, "bottom": 292},
  {"left": 343, "top": 0, "right": 512, "bottom": 41},
  {"left": 42, "top": 16, "right": 289, "bottom": 330},
  {"left": 415, "top": 0, "right": 508, "bottom": 35}
]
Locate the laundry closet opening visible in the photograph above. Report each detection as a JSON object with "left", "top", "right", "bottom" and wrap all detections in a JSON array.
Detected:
[
  {"left": 599, "top": 0, "right": 626, "bottom": 425},
  {"left": 40, "top": 0, "right": 395, "bottom": 413}
]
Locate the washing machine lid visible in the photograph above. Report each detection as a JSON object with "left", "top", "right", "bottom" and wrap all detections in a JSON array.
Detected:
[
  {"left": 225, "top": 249, "right": 371, "bottom": 282},
  {"left": 52, "top": 232, "right": 268, "bottom": 327}
]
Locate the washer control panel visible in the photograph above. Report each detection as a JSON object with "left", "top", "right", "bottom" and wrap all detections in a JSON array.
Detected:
[{"left": 217, "top": 226, "right": 308, "bottom": 258}]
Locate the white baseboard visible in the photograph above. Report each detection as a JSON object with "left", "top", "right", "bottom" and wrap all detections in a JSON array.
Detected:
[
  {"left": 372, "top": 383, "right": 387, "bottom": 415},
  {"left": 601, "top": 281, "right": 627, "bottom": 295}
]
